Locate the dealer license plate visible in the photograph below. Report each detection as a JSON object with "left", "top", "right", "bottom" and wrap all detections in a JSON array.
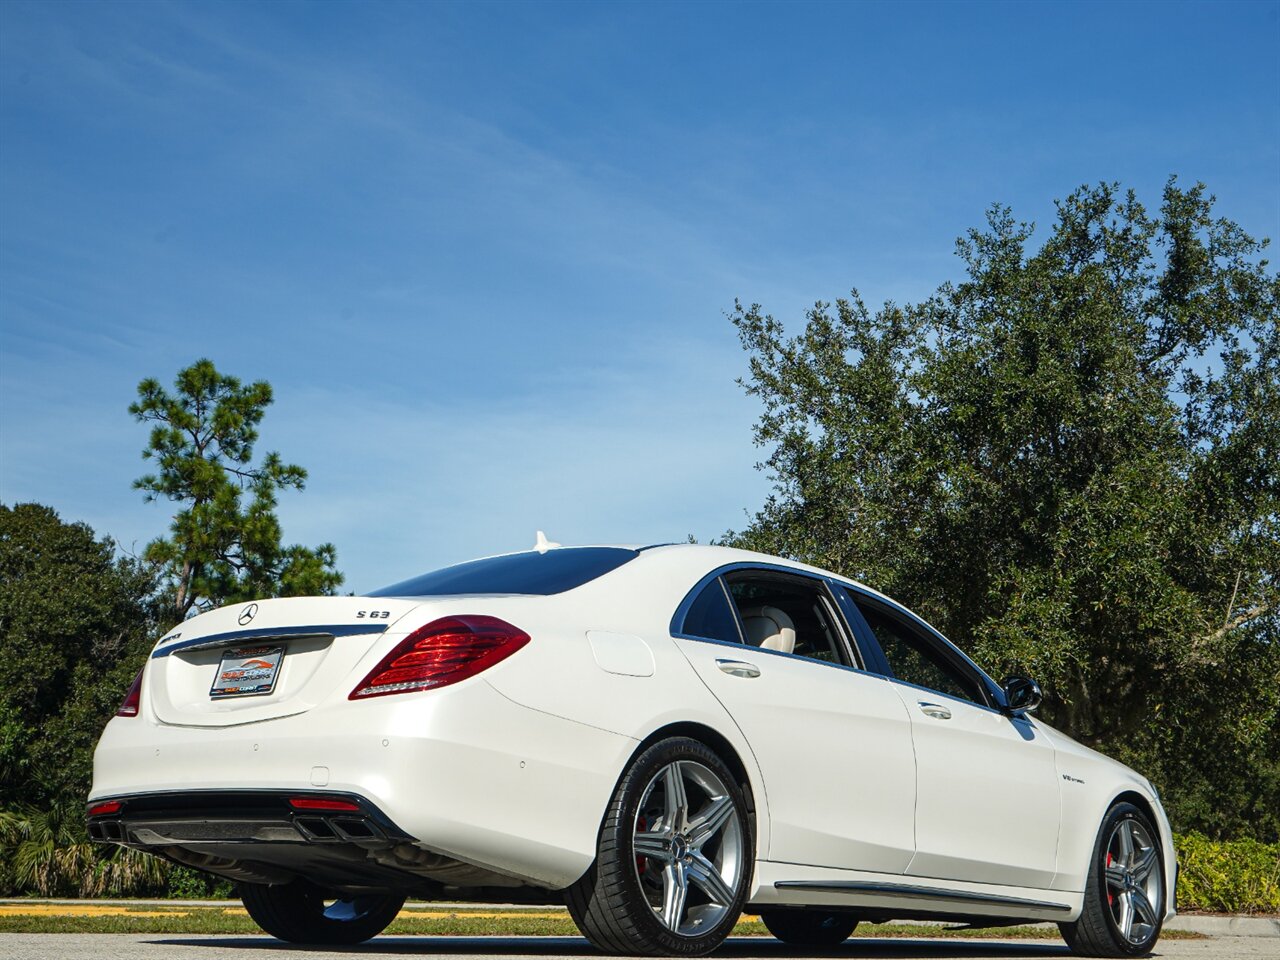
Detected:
[{"left": 210, "top": 645, "right": 285, "bottom": 699}]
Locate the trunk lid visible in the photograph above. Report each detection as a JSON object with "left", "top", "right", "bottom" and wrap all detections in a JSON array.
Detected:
[{"left": 148, "top": 596, "right": 421, "bottom": 727}]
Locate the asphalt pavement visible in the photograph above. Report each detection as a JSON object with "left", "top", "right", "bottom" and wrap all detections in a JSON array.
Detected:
[{"left": 0, "top": 936, "right": 1276, "bottom": 960}]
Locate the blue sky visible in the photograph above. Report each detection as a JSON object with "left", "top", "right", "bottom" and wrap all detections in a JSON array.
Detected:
[{"left": 2, "top": 0, "right": 1278, "bottom": 593}]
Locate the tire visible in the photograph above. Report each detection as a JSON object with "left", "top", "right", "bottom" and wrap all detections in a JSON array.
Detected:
[
  {"left": 760, "top": 909, "right": 858, "bottom": 946},
  {"left": 1060, "top": 802, "right": 1164, "bottom": 957},
  {"left": 567, "top": 736, "right": 753, "bottom": 956},
  {"left": 239, "top": 880, "right": 405, "bottom": 944}
]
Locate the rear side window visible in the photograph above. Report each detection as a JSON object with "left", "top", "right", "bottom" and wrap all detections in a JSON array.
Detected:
[
  {"left": 726, "top": 572, "right": 853, "bottom": 666},
  {"left": 369, "top": 547, "right": 638, "bottom": 597},
  {"left": 679, "top": 579, "right": 742, "bottom": 644}
]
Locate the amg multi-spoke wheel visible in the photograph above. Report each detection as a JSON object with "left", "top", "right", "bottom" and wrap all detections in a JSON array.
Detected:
[
  {"left": 239, "top": 880, "right": 404, "bottom": 944},
  {"left": 1102, "top": 817, "right": 1163, "bottom": 944},
  {"left": 632, "top": 757, "right": 745, "bottom": 936},
  {"left": 760, "top": 909, "right": 859, "bottom": 946},
  {"left": 567, "top": 737, "right": 752, "bottom": 956},
  {"left": 1061, "top": 803, "right": 1164, "bottom": 957}
]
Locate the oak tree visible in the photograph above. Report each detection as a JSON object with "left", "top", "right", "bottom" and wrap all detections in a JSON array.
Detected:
[{"left": 729, "top": 179, "right": 1279, "bottom": 839}]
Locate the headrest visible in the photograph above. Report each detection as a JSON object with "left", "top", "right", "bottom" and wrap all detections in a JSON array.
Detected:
[{"left": 741, "top": 604, "right": 796, "bottom": 655}]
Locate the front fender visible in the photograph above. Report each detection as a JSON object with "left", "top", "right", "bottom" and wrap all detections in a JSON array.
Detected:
[{"left": 1050, "top": 737, "right": 1176, "bottom": 919}]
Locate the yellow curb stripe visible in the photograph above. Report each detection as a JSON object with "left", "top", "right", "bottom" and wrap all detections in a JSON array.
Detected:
[
  {"left": 0, "top": 905, "right": 190, "bottom": 917},
  {"left": 218, "top": 907, "right": 571, "bottom": 920},
  {"left": 0, "top": 904, "right": 568, "bottom": 920}
]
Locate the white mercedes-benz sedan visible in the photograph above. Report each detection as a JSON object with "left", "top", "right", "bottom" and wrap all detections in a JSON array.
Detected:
[{"left": 89, "top": 542, "right": 1175, "bottom": 957}]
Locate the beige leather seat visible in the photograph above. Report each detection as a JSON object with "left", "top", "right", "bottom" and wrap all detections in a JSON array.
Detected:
[{"left": 741, "top": 605, "right": 796, "bottom": 655}]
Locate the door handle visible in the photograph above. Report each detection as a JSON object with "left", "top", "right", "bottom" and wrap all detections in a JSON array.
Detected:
[
  {"left": 918, "top": 701, "right": 952, "bottom": 720},
  {"left": 716, "top": 659, "right": 761, "bottom": 678}
]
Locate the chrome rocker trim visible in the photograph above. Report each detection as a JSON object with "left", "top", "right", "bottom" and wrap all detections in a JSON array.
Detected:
[{"left": 773, "top": 880, "right": 1073, "bottom": 913}]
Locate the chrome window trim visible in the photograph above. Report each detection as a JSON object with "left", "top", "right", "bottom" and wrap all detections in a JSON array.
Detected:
[
  {"left": 773, "top": 879, "right": 1072, "bottom": 913},
  {"left": 670, "top": 561, "right": 876, "bottom": 674},
  {"left": 671, "top": 560, "right": 1006, "bottom": 710}
]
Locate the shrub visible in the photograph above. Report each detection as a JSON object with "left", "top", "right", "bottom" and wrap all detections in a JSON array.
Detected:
[
  {"left": 1175, "top": 832, "right": 1280, "bottom": 914},
  {"left": 0, "top": 803, "right": 165, "bottom": 897},
  {"left": 165, "top": 866, "right": 234, "bottom": 900}
]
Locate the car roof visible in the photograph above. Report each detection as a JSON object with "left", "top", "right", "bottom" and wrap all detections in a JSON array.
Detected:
[
  {"left": 635, "top": 541, "right": 867, "bottom": 584},
  {"left": 405, "top": 541, "right": 894, "bottom": 609}
]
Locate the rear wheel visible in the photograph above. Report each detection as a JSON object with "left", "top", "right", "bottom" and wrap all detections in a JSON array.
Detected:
[
  {"left": 567, "top": 737, "right": 752, "bottom": 956},
  {"left": 1060, "top": 802, "right": 1164, "bottom": 957},
  {"left": 760, "top": 909, "right": 858, "bottom": 946},
  {"left": 239, "top": 880, "right": 404, "bottom": 944}
]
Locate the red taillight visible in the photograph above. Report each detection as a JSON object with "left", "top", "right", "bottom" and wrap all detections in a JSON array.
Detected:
[
  {"left": 117, "top": 667, "right": 144, "bottom": 717},
  {"left": 349, "top": 615, "right": 530, "bottom": 700},
  {"left": 288, "top": 797, "right": 361, "bottom": 811},
  {"left": 88, "top": 800, "right": 122, "bottom": 816}
]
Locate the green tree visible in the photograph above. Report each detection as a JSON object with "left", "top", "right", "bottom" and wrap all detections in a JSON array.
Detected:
[
  {"left": 729, "top": 179, "right": 1279, "bottom": 840},
  {"left": 0, "top": 503, "right": 156, "bottom": 810},
  {"left": 0, "top": 800, "right": 165, "bottom": 897},
  {"left": 131, "top": 359, "right": 342, "bottom": 618},
  {"left": 0, "top": 503, "right": 162, "bottom": 896}
]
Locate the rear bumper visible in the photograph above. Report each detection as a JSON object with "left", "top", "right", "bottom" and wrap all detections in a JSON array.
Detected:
[
  {"left": 87, "top": 789, "right": 407, "bottom": 846},
  {"left": 83, "top": 788, "right": 573, "bottom": 899},
  {"left": 85, "top": 789, "right": 438, "bottom": 893},
  {"left": 90, "top": 677, "right": 637, "bottom": 889}
]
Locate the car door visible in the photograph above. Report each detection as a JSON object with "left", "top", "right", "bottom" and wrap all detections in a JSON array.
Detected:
[
  {"left": 672, "top": 568, "right": 917, "bottom": 875},
  {"left": 845, "top": 591, "right": 1061, "bottom": 889}
]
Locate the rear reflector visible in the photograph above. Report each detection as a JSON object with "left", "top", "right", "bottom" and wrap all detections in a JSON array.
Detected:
[
  {"left": 117, "top": 667, "right": 144, "bottom": 717},
  {"left": 349, "top": 615, "right": 530, "bottom": 699},
  {"left": 288, "top": 797, "right": 361, "bottom": 812},
  {"left": 88, "top": 800, "right": 123, "bottom": 816}
]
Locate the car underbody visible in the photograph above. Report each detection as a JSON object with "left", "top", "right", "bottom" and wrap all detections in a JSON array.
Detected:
[
  {"left": 90, "top": 789, "right": 556, "bottom": 902},
  {"left": 90, "top": 787, "right": 1082, "bottom": 928}
]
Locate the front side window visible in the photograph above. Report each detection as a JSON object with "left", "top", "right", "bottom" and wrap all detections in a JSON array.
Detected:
[
  {"left": 851, "top": 595, "right": 985, "bottom": 704},
  {"left": 723, "top": 572, "right": 854, "bottom": 667}
]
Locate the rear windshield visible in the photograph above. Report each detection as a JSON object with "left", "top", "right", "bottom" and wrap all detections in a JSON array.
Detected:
[{"left": 368, "top": 547, "right": 639, "bottom": 597}]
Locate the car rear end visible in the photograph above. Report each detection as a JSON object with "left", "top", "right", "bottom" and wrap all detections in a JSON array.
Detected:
[{"left": 88, "top": 588, "right": 638, "bottom": 894}]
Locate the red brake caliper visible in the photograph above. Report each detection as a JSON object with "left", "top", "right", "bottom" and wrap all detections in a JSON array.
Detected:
[
  {"left": 1106, "top": 851, "right": 1114, "bottom": 905},
  {"left": 636, "top": 815, "right": 648, "bottom": 874}
]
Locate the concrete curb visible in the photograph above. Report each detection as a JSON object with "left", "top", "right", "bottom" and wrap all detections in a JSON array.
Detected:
[{"left": 1165, "top": 914, "right": 1280, "bottom": 938}]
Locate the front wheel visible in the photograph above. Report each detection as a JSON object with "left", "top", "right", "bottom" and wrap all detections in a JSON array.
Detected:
[
  {"left": 567, "top": 737, "right": 753, "bottom": 956},
  {"left": 1060, "top": 802, "right": 1164, "bottom": 957},
  {"left": 239, "top": 880, "right": 404, "bottom": 944},
  {"left": 760, "top": 909, "right": 859, "bottom": 946}
]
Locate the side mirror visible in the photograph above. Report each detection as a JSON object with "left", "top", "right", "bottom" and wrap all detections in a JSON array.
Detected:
[{"left": 1002, "top": 676, "right": 1043, "bottom": 715}]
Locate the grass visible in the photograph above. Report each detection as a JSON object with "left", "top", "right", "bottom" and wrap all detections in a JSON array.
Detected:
[{"left": 0, "top": 902, "right": 1203, "bottom": 939}]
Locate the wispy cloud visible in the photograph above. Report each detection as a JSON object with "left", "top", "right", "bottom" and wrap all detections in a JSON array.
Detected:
[
  {"left": 3, "top": 0, "right": 1276, "bottom": 591},
  {"left": 266, "top": 334, "right": 770, "bottom": 591}
]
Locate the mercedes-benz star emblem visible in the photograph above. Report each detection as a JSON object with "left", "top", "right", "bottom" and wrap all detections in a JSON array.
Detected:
[{"left": 237, "top": 603, "right": 259, "bottom": 626}]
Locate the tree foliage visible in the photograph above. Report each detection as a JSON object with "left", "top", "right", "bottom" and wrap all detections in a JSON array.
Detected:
[
  {"left": 0, "top": 503, "right": 161, "bottom": 895},
  {"left": 0, "top": 800, "right": 165, "bottom": 897},
  {"left": 729, "top": 179, "right": 1279, "bottom": 840},
  {"left": 131, "top": 359, "right": 342, "bottom": 618},
  {"left": 1, "top": 364, "right": 345, "bottom": 895},
  {"left": 0, "top": 503, "right": 157, "bottom": 810}
]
